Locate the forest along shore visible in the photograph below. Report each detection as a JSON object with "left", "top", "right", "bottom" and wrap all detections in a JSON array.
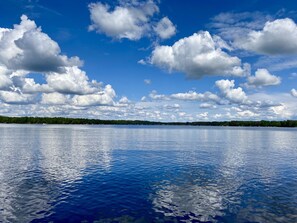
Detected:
[{"left": 0, "top": 116, "right": 297, "bottom": 127}]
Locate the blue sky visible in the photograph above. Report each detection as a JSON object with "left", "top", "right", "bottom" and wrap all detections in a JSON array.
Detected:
[{"left": 0, "top": 0, "right": 296, "bottom": 121}]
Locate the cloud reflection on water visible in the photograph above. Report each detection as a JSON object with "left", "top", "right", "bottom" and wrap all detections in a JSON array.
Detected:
[
  {"left": 0, "top": 125, "right": 296, "bottom": 222},
  {"left": 150, "top": 127, "right": 297, "bottom": 223},
  {"left": 0, "top": 124, "right": 114, "bottom": 222}
]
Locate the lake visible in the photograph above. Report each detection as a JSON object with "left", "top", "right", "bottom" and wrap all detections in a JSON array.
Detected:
[{"left": 0, "top": 124, "right": 296, "bottom": 223}]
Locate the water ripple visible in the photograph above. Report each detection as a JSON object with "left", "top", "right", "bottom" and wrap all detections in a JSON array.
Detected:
[{"left": 0, "top": 125, "right": 297, "bottom": 222}]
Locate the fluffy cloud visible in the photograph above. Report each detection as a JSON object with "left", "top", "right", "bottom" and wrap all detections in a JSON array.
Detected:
[
  {"left": 270, "top": 104, "right": 294, "bottom": 119},
  {"left": 0, "top": 15, "right": 91, "bottom": 100},
  {"left": 88, "top": 1, "right": 159, "bottom": 40},
  {"left": 246, "top": 69, "right": 281, "bottom": 87},
  {"left": 0, "top": 91, "right": 35, "bottom": 104},
  {"left": 237, "top": 110, "right": 259, "bottom": 118},
  {"left": 149, "top": 90, "right": 168, "bottom": 100},
  {"left": 12, "top": 76, "right": 51, "bottom": 94},
  {"left": 163, "top": 104, "right": 180, "bottom": 110},
  {"left": 148, "top": 80, "right": 251, "bottom": 107},
  {"left": 118, "top": 96, "right": 131, "bottom": 105},
  {"left": 249, "top": 92, "right": 297, "bottom": 119},
  {"left": 236, "top": 18, "right": 297, "bottom": 55},
  {"left": 41, "top": 92, "right": 69, "bottom": 105},
  {"left": 196, "top": 112, "right": 209, "bottom": 119},
  {"left": 171, "top": 91, "right": 220, "bottom": 103},
  {"left": 0, "top": 67, "right": 13, "bottom": 90},
  {"left": 0, "top": 15, "right": 118, "bottom": 109},
  {"left": 211, "top": 12, "right": 297, "bottom": 71},
  {"left": 199, "top": 103, "right": 216, "bottom": 109},
  {"left": 13, "top": 31, "right": 81, "bottom": 73},
  {"left": 46, "top": 66, "right": 98, "bottom": 95},
  {"left": 0, "top": 16, "right": 34, "bottom": 64},
  {"left": 0, "top": 15, "right": 81, "bottom": 73},
  {"left": 150, "top": 31, "right": 248, "bottom": 79},
  {"left": 215, "top": 79, "right": 248, "bottom": 104},
  {"left": 148, "top": 90, "right": 221, "bottom": 104},
  {"left": 0, "top": 75, "right": 12, "bottom": 90},
  {"left": 72, "top": 85, "right": 116, "bottom": 107},
  {"left": 291, "top": 89, "right": 297, "bottom": 97},
  {"left": 154, "top": 17, "right": 176, "bottom": 39}
]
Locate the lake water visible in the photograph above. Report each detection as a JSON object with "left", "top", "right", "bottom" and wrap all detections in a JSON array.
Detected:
[{"left": 0, "top": 124, "right": 297, "bottom": 223}]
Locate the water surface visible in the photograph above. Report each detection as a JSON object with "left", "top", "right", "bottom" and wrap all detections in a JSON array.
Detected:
[{"left": 0, "top": 124, "right": 297, "bottom": 223}]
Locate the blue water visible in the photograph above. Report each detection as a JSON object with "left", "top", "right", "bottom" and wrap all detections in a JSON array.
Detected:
[{"left": 0, "top": 124, "right": 297, "bottom": 223}]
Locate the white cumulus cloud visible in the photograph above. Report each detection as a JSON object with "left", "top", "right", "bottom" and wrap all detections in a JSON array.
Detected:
[
  {"left": 154, "top": 17, "right": 176, "bottom": 39},
  {"left": 118, "top": 96, "right": 131, "bottom": 105},
  {"left": 291, "top": 89, "right": 297, "bottom": 97},
  {"left": 199, "top": 103, "right": 216, "bottom": 109},
  {"left": 46, "top": 66, "right": 98, "bottom": 95},
  {"left": 150, "top": 31, "right": 249, "bottom": 79},
  {"left": 41, "top": 92, "right": 69, "bottom": 105},
  {"left": 72, "top": 85, "right": 116, "bottom": 107},
  {"left": 246, "top": 69, "right": 281, "bottom": 87},
  {"left": 11, "top": 76, "right": 52, "bottom": 94},
  {"left": 171, "top": 91, "right": 220, "bottom": 103},
  {"left": 236, "top": 18, "right": 297, "bottom": 55},
  {"left": 0, "top": 15, "right": 119, "bottom": 110},
  {"left": 88, "top": 1, "right": 159, "bottom": 40},
  {"left": 237, "top": 110, "right": 259, "bottom": 118},
  {"left": 215, "top": 79, "right": 248, "bottom": 104},
  {"left": 0, "top": 66, "right": 13, "bottom": 90},
  {"left": 0, "top": 15, "right": 82, "bottom": 73},
  {"left": 270, "top": 104, "right": 293, "bottom": 119},
  {"left": 0, "top": 91, "right": 35, "bottom": 104}
]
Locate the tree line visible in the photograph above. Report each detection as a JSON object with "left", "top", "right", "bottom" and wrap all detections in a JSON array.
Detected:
[{"left": 0, "top": 116, "right": 296, "bottom": 127}]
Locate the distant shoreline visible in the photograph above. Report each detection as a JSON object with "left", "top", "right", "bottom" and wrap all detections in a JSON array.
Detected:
[{"left": 0, "top": 116, "right": 296, "bottom": 127}]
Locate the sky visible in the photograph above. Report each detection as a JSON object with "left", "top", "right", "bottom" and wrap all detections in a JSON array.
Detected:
[{"left": 0, "top": 0, "right": 297, "bottom": 121}]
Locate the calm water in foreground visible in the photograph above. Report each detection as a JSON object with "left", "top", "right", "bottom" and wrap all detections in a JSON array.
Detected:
[{"left": 0, "top": 124, "right": 297, "bottom": 223}]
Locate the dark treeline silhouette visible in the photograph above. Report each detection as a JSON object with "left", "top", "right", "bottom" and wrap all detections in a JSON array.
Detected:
[{"left": 0, "top": 116, "right": 296, "bottom": 127}]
